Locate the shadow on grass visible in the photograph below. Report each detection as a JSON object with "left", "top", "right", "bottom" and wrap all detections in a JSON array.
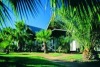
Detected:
[
  {"left": 0, "top": 56, "right": 63, "bottom": 67},
  {"left": 79, "top": 61, "right": 100, "bottom": 67},
  {"left": 52, "top": 59, "right": 100, "bottom": 67},
  {"left": 0, "top": 56, "right": 100, "bottom": 67}
]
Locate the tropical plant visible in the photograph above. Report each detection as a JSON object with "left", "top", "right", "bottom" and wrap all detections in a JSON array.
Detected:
[
  {"left": 57, "top": 36, "right": 71, "bottom": 53},
  {"left": 56, "top": 1, "right": 100, "bottom": 60},
  {"left": 0, "top": 21, "right": 35, "bottom": 52},
  {"left": 36, "top": 30, "right": 52, "bottom": 53},
  {"left": 14, "top": 21, "right": 29, "bottom": 51},
  {"left": 0, "top": 27, "right": 14, "bottom": 54},
  {"left": 49, "top": 17, "right": 65, "bottom": 29},
  {"left": 25, "top": 40, "right": 34, "bottom": 52},
  {"left": 0, "top": 0, "right": 99, "bottom": 21}
]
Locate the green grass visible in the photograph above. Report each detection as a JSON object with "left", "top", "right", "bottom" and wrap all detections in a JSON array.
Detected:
[
  {"left": 48, "top": 53, "right": 62, "bottom": 57},
  {"left": 0, "top": 52, "right": 64, "bottom": 67},
  {"left": 0, "top": 52, "right": 100, "bottom": 67},
  {"left": 62, "top": 54, "right": 83, "bottom": 62}
]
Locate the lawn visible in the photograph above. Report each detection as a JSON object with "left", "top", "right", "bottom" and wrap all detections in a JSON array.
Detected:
[
  {"left": 0, "top": 52, "right": 100, "bottom": 67},
  {"left": 0, "top": 52, "right": 64, "bottom": 67}
]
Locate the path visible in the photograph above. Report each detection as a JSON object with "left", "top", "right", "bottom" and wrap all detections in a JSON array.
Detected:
[
  {"left": 36, "top": 53, "right": 100, "bottom": 67},
  {"left": 36, "top": 53, "right": 82, "bottom": 67}
]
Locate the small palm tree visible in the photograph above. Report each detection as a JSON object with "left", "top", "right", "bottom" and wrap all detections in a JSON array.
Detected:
[
  {"left": 14, "top": 21, "right": 28, "bottom": 51},
  {"left": 0, "top": 27, "right": 14, "bottom": 54},
  {"left": 36, "top": 30, "right": 52, "bottom": 53}
]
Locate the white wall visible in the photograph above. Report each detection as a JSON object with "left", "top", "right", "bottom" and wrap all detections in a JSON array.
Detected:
[{"left": 70, "top": 40, "right": 79, "bottom": 51}]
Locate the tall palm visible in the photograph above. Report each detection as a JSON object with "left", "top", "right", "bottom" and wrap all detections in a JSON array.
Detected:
[{"left": 56, "top": 1, "right": 100, "bottom": 60}]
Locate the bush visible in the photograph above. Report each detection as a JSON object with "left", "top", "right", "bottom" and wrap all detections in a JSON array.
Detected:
[
  {"left": 10, "top": 45, "right": 18, "bottom": 52},
  {"left": 57, "top": 43, "right": 70, "bottom": 53},
  {"left": 0, "top": 41, "right": 9, "bottom": 49}
]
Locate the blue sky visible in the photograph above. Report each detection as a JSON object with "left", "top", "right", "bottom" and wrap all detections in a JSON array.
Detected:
[
  {"left": 25, "top": 0, "right": 52, "bottom": 29},
  {"left": 2, "top": 0, "right": 52, "bottom": 29}
]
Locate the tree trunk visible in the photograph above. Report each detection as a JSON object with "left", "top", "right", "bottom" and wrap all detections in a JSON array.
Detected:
[
  {"left": 5, "top": 46, "right": 10, "bottom": 54},
  {"left": 83, "top": 48, "right": 99, "bottom": 60},
  {"left": 18, "top": 42, "right": 23, "bottom": 52},
  {"left": 6, "top": 49, "right": 10, "bottom": 54},
  {"left": 43, "top": 42, "right": 48, "bottom": 53}
]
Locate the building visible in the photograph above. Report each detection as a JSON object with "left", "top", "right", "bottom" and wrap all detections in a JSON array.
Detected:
[{"left": 28, "top": 23, "right": 79, "bottom": 52}]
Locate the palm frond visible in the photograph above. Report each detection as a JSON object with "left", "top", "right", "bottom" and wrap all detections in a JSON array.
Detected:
[
  {"left": 9, "top": 0, "right": 42, "bottom": 18},
  {"left": 0, "top": 1, "right": 11, "bottom": 28}
]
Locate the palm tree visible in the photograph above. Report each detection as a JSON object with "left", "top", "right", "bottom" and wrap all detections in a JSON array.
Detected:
[
  {"left": 14, "top": 21, "right": 29, "bottom": 51},
  {"left": 0, "top": 27, "right": 14, "bottom": 54},
  {"left": 36, "top": 30, "right": 52, "bottom": 53},
  {"left": 56, "top": 1, "right": 100, "bottom": 60}
]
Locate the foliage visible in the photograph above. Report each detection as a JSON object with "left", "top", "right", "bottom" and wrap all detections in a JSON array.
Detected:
[
  {"left": 0, "top": 27, "right": 14, "bottom": 49},
  {"left": 0, "top": 40, "right": 9, "bottom": 48},
  {"left": 25, "top": 40, "right": 34, "bottom": 52},
  {"left": 0, "top": 0, "right": 11, "bottom": 24},
  {"left": 14, "top": 21, "right": 34, "bottom": 52},
  {"left": 36, "top": 30, "right": 52, "bottom": 43},
  {"left": 55, "top": 1, "right": 100, "bottom": 60},
  {"left": 49, "top": 19, "right": 65, "bottom": 29},
  {"left": 0, "top": 0, "right": 100, "bottom": 29},
  {"left": 0, "top": 0, "right": 42, "bottom": 24},
  {"left": 0, "top": 21, "right": 34, "bottom": 52},
  {"left": 15, "top": 21, "right": 26, "bottom": 31},
  {"left": 36, "top": 30, "right": 52, "bottom": 53},
  {"left": 57, "top": 36, "right": 71, "bottom": 53}
]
